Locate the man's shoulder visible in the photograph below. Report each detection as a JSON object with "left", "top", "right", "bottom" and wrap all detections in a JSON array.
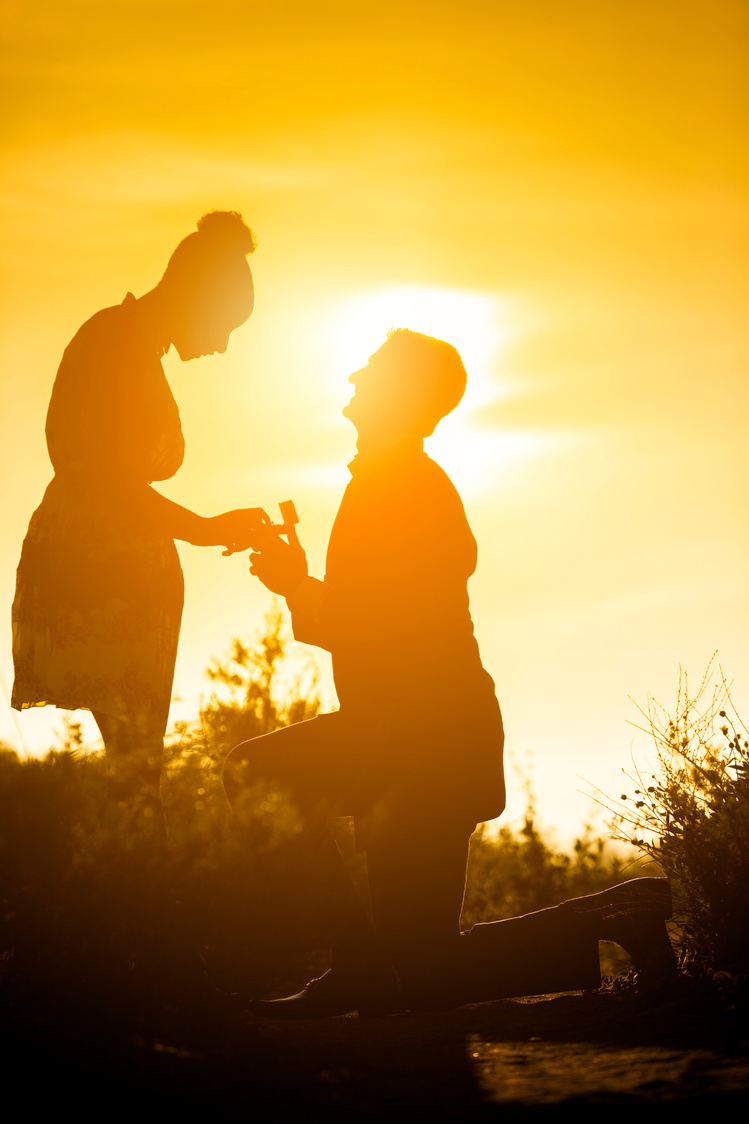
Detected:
[
  {"left": 421, "top": 453, "right": 457, "bottom": 485},
  {"left": 344, "top": 451, "right": 468, "bottom": 526},
  {"left": 418, "top": 454, "right": 466, "bottom": 507},
  {"left": 394, "top": 455, "right": 471, "bottom": 540}
]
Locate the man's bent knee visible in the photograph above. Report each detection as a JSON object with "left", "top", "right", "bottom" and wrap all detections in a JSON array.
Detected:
[
  {"left": 222, "top": 743, "right": 251, "bottom": 805},
  {"left": 222, "top": 740, "right": 266, "bottom": 805}
]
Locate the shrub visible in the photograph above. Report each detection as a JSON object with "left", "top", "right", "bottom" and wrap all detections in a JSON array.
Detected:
[
  {"left": 0, "top": 613, "right": 325, "bottom": 1024},
  {"left": 185, "top": 603, "right": 320, "bottom": 765},
  {"left": 612, "top": 660, "right": 749, "bottom": 980},
  {"left": 0, "top": 609, "right": 639, "bottom": 1030}
]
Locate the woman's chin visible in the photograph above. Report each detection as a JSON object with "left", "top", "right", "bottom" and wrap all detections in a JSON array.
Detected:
[{"left": 173, "top": 338, "right": 205, "bottom": 361}]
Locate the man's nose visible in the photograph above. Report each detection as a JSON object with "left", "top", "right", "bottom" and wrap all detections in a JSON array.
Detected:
[{"left": 348, "top": 366, "right": 367, "bottom": 385}]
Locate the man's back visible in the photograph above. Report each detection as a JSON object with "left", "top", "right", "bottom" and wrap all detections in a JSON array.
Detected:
[
  {"left": 286, "top": 447, "right": 503, "bottom": 821},
  {"left": 321, "top": 448, "right": 488, "bottom": 714}
]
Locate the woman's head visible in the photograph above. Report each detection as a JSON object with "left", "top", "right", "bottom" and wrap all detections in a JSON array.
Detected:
[
  {"left": 343, "top": 328, "right": 468, "bottom": 443},
  {"left": 160, "top": 211, "right": 257, "bottom": 360}
]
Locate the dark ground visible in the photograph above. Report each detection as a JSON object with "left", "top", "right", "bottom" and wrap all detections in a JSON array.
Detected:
[{"left": 4, "top": 984, "right": 748, "bottom": 1120}]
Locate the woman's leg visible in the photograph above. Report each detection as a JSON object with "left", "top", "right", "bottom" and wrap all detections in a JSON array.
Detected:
[{"left": 92, "top": 707, "right": 166, "bottom": 830}]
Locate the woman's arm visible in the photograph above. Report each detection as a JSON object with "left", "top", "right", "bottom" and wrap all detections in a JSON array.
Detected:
[{"left": 142, "top": 486, "right": 269, "bottom": 551}]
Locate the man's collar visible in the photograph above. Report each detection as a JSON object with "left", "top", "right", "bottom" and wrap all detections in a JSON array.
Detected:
[{"left": 347, "top": 441, "right": 426, "bottom": 476}]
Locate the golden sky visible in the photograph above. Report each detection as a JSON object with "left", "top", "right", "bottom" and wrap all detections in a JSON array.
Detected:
[{"left": 2, "top": 0, "right": 747, "bottom": 835}]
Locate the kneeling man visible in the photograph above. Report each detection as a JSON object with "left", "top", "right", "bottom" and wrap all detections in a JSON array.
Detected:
[{"left": 223, "top": 329, "right": 674, "bottom": 1016}]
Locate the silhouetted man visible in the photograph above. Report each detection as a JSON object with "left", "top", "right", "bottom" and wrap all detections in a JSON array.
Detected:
[{"left": 223, "top": 330, "right": 674, "bottom": 1015}]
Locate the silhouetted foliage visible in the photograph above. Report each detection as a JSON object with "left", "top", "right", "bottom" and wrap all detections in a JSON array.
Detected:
[
  {"left": 172, "top": 603, "right": 320, "bottom": 764},
  {"left": 0, "top": 613, "right": 324, "bottom": 1026},
  {"left": 612, "top": 660, "right": 749, "bottom": 984},
  {"left": 0, "top": 612, "right": 631, "bottom": 1034}
]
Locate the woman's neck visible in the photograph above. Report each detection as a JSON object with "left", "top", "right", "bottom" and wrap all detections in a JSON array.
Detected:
[{"left": 133, "top": 286, "right": 173, "bottom": 357}]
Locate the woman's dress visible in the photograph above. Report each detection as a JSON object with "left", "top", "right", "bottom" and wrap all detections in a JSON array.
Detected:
[{"left": 11, "top": 293, "right": 186, "bottom": 729}]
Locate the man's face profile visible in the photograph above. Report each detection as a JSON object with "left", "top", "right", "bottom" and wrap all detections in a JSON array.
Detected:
[{"left": 344, "top": 338, "right": 429, "bottom": 439}]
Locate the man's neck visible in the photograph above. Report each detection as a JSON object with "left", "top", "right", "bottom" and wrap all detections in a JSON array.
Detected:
[{"left": 353, "top": 433, "right": 424, "bottom": 460}]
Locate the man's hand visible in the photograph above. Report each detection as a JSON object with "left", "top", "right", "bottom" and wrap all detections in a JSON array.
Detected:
[
  {"left": 249, "top": 524, "right": 308, "bottom": 598},
  {"left": 205, "top": 508, "right": 271, "bottom": 554}
]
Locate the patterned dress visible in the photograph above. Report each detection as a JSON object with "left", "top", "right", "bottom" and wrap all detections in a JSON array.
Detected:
[{"left": 11, "top": 293, "right": 186, "bottom": 729}]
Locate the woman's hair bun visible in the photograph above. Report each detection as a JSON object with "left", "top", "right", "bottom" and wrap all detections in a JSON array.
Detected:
[{"left": 196, "top": 210, "right": 257, "bottom": 256}]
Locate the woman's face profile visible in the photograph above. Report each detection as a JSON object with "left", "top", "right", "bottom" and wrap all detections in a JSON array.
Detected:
[
  {"left": 171, "top": 259, "right": 255, "bottom": 361},
  {"left": 172, "top": 308, "right": 240, "bottom": 360}
]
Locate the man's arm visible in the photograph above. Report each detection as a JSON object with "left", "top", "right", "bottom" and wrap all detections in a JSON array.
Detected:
[
  {"left": 249, "top": 527, "right": 332, "bottom": 651},
  {"left": 286, "top": 577, "right": 331, "bottom": 650}
]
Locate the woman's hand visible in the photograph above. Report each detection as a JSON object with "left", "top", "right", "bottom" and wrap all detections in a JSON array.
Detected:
[
  {"left": 249, "top": 524, "right": 308, "bottom": 598},
  {"left": 141, "top": 488, "right": 271, "bottom": 549},
  {"left": 203, "top": 508, "right": 271, "bottom": 553}
]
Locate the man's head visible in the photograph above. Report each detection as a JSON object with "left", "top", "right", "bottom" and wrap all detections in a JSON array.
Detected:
[
  {"left": 343, "top": 328, "right": 467, "bottom": 443},
  {"left": 160, "top": 210, "right": 257, "bottom": 360}
]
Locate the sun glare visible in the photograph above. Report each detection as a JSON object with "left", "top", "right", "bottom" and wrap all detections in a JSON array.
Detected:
[
  {"left": 331, "top": 285, "right": 509, "bottom": 408},
  {"left": 327, "top": 286, "right": 547, "bottom": 493}
]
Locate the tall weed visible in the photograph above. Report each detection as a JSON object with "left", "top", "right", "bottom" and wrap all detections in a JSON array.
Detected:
[{"left": 611, "top": 660, "right": 749, "bottom": 979}]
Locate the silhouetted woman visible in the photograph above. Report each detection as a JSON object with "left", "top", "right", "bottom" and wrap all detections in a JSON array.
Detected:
[{"left": 11, "top": 210, "right": 267, "bottom": 811}]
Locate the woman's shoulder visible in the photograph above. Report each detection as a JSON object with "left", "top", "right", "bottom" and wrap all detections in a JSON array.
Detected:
[{"left": 63, "top": 294, "right": 142, "bottom": 360}]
